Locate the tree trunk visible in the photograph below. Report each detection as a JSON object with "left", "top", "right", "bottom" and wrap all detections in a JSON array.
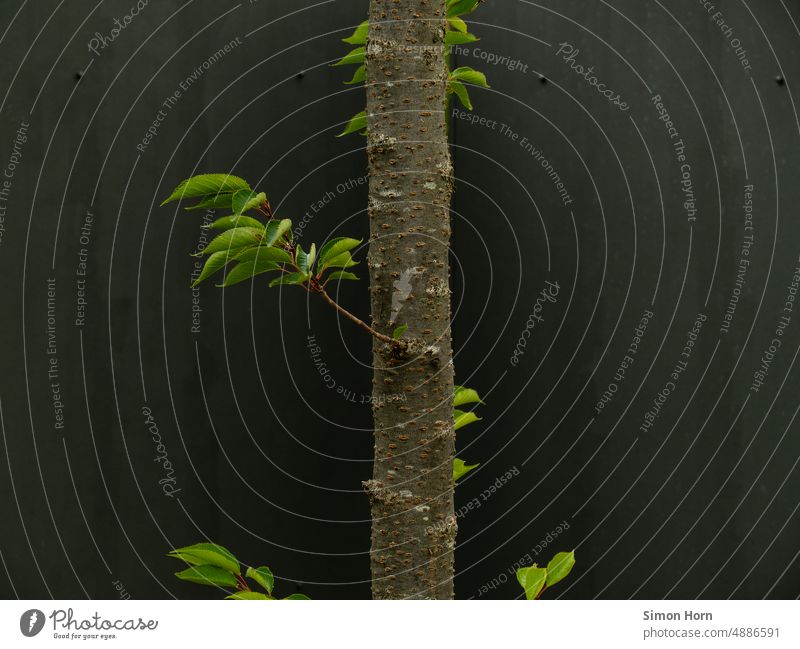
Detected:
[{"left": 364, "top": 0, "right": 456, "bottom": 599}]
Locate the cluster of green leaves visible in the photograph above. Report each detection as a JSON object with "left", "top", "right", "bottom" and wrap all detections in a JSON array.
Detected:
[
  {"left": 450, "top": 390, "right": 577, "bottom": 597},
  {"left": 448, "top": 388, "right": 576, "bottom": 595},
  {"left": 452, "top": 384, "right": 483, "bottom": 482},
  {"left": 516, "top": 551, "right": 576, "bottom": 600},
  {"left": 447, "top": 65, "right": 489, "bottom": 111},
  {"left": 168, "top": 542, "right": 309, "bottom": 600},
  {"left": 162, "top": 174, "right": 362, "bottom": 290},
  {"left": 335, "top": 0, "right": 489, "bottom": 136}
]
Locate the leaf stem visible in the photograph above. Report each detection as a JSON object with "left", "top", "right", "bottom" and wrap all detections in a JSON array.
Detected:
[{"left": 258, "top": 199, "right": 273, "bottom": 220}]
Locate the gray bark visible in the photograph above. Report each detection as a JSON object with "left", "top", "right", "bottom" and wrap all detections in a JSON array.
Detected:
[{"left": 364, "top": 0, "right": 456, "bottom": 599}]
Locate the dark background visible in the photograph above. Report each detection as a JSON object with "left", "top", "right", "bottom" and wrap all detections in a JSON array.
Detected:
[{"left": 1, "top": 0, "right": 799, "bottom": 600}]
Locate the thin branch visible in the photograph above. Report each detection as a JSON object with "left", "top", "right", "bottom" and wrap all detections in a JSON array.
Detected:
[{"left": 315, "top": 286, "right": 401, "bottom": 347}]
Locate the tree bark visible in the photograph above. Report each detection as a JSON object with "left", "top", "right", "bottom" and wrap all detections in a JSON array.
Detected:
[{"left": 364, "top": 0, "right": 456, "bottom": 599}]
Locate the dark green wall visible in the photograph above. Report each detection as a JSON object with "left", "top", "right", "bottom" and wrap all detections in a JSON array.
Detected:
[{"left": 0, "top": 0, "right": 798, "bottom": 599}]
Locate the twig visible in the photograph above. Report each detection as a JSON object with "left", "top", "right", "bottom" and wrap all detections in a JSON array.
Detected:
[{"left": 315, "top": 286, "right": 401, "bottom": 347}]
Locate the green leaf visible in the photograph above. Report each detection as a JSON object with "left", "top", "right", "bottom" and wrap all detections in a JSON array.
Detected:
[
  {"left": 448, "top": 80, "right": 472, "bottom": 110},
  {"left": 167, "top": 542, "right": 240, "bottom": 574},
  {"left": 246, "top": 566, "right": 275, "bottom": 594},
  {"left": 283, "top": 594, "right": 311, "bottom": 600},
  {"left": 447, "top": 0, "right": 480, "bottom": 18},
  {"left": 234, "top": 246, "right": 292, "bottom": 265},
  {"left": 333, "top": 47, "right": 365, "bottom": 66},
  {"left": 263, "top": 219, "right": 293, "bottom": 247},
  {"left": 343, "top": 20, "right": 369, "bottom": 45},
  {"left": 517, "top": 565, "right": 547, "bottom": 600},
  {"left": 175, "top": 565, "right": 239, "bottom": 588},
  {"left": 450, "top": 66, "right": 489, "bottom": 88},
  {"left": 307, "top": 242, "right": 317, "bottom": 269},
  {"left": 296, "top": 246, "right": 309, "bottom": 274},
  {"left": 326, "top": 271, "right": 359, "bottom": 282},
  {"left": 323, "top": 251, "right": 358, "bottom": 270},
  {"left": 200, "top": 227, "right": 264, "bottom": 256},
  {"left": 296, "top": 243, "right": 317, "bottom": 275},
  {"left": 162, "top": 174, "right": 250, "bottom": 205},
  {"left": 207, "top": 215, "right": 264, "bottom": 231},
  {"left": 269, "top": 272, "right": 308, "bottom": 288},
  {"left": 454, "top": 409, "right": 481, "bottom": 430},
  {"left": 454, "top": 385, "right": 483, "bottom": 407},
  {"left": 219, "top": 259, "right": 280, "bottom": 288},
  {"left": 192, "top": 250, "right": 239, "bottom": 287},
  {"left": 338, "top": 111, "right": 368, "bottom": 137},
  {"left": 184, "top": 193, "right": 234, "bottom": 211},
  {"left": 448, "top": 16, "right": 468, "bottom": 33},
  {"left": 232, "top": 190, "right": 267, "bottom": 215},
  {"left": 226, "top": 591, "right": 271, "bottom": 600},
  {"left": 319, "top": 237, "right": 361, "bottom": 268},
  {"left": 453, "top": 458, "right": 479, "bottom": 482},
  {"left": 545, "top": 551, "right": 576, "bottom": 588},
  {"left": 445, "top": 31, "right": 479, "bottom": 46},
  {"left": 345, "top": 65, "right": 366, "bottom": 85},
  {"left": 392, "top": 324, "right": 408, "bottom": 339}
]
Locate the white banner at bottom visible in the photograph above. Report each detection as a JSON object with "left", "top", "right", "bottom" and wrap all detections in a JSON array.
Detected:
[{"left": 0, "top": 600, "right": 796, "bottom": 648}]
